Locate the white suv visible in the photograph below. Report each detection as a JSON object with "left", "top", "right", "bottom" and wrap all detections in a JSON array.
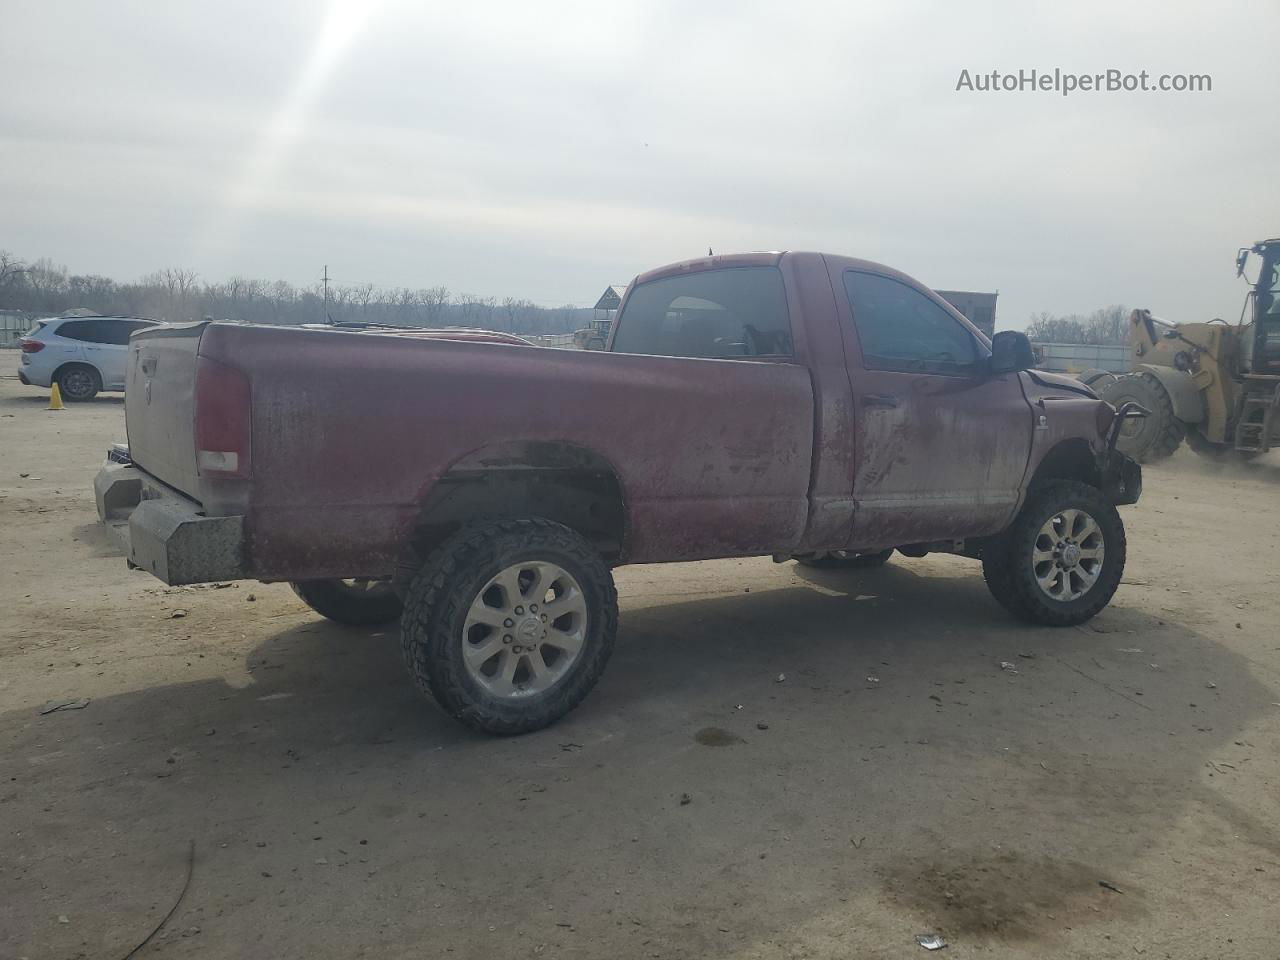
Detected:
[{"left": 17, "top": 316, "right": 162, "bottom": 401}]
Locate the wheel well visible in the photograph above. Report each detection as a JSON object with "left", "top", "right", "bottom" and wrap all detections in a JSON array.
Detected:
[
  {"left": 1030, "top": 439, "right": 1101, "bottom": 489},
  {"left": 52, "top": 361, "right": 101, "bottom": 383},
  {"left": 408, "top": 442, "right": 627, "bottom": 567}
]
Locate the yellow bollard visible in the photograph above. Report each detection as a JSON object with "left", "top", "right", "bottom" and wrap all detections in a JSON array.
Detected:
[{"left": 48, "top": 382, "right": 65, "bottom": 411}]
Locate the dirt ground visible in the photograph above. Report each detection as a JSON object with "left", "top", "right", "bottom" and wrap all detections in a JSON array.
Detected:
[{"left": 1, "top": 374, "right": 1278, "bottom": 960}]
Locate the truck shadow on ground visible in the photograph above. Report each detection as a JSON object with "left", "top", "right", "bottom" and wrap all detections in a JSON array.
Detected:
[{"left": 6, "top": 561, "right": 1278, "bottom": 957}]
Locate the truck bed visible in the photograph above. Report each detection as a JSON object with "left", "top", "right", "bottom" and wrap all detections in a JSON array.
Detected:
[{"left": 122, "top": 322, "right": 816, "bottom": 580}]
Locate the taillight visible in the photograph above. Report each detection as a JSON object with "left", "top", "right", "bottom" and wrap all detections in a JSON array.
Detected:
[
  {"left": 194, "top": 356, "right": 252, "bottom": 479},
  {"left": 19, "top": 339, "right": 44, "bottom": 353}
]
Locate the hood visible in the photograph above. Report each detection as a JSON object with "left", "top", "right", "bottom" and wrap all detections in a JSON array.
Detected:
[{"left": 1026, "top": 368, "right": 1099, "bottom": 399}]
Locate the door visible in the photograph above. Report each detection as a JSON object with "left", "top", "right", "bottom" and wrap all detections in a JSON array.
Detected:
[
  {"left": 59, "top": 319, "right": 119, "bottom": 387},
  {"left": 832, "top": 267, "right": 1034, "bottom": 548},
  {"left": 97, "top": 320, "right": 149, "bottom": 388}
]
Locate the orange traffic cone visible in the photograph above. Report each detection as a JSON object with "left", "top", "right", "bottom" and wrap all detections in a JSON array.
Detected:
[{"left": 48, "top": 382, "right": 65, "bottom": 411}]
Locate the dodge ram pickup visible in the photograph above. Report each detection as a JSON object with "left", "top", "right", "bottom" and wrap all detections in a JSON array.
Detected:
[{"left": 96, "top": 251, "right": 1143, "bottom": 734}]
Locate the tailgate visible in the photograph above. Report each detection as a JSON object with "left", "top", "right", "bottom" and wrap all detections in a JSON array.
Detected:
[{"left": 125, "top": 321, "right": 207, "bottom": 500}]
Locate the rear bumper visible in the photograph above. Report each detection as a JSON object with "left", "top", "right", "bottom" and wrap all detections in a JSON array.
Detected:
[
  {"left": 94, "top": 461, "right": 247, "bottom": 585},
  {"left": 17, "top": 357, "right": 51, "bottom": 387}
]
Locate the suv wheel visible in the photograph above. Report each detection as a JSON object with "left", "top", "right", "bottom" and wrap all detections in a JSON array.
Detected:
[
  {"left": 401, "top": 518, "right": 618, "bottom": 735},
  {"left": 982, "top": 481, "right": 1126, "bottom": 626},
  {"left": 58, "top": 365, "right": 101, "bottom": 402}
]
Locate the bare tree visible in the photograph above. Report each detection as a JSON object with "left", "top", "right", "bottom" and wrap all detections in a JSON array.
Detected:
[
  {"left": 349, "top": 283, "right": 376, "bottom": 317},
  {"left": 419, "top": 286, "right": 450, "bottom": 326},
  {"left": 1026, "top": 305, "right": 1128, "bottom": 345},
  {"left": 0, "top": 250, "right": 26, "bottom": 293}
]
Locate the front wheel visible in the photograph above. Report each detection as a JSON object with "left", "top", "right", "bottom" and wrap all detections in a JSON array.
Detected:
[
  {"left": 290, "top": 578, "right": 403, "bottom": 626},
  {"left": 401, "top": 519, "right": 617, "bottom": 735},
  {"left": 981, "top": 481, "right": 1126, "bottom": 626}
]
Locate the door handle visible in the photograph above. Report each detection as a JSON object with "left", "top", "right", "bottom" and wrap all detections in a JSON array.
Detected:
[
  {"left": 141, "top": 357, "right": 157, "bottom": 374},
  {"left": 863, "top": 394, "right": 899, "bottom": 408}
]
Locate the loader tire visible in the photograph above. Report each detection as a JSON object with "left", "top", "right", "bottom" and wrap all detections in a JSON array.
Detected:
[
  {"left": 1078, "top": 368, "right": 1117, "bottom": 391},
  {"left": 1099, "top": 372, "right": 1184, "bottom": 462},
  {"left": 1185, "top": 429, "right": 1263, "bottom": 463},
  {"left": 400, "top": 518, "right": 617, "bottom": 735}
]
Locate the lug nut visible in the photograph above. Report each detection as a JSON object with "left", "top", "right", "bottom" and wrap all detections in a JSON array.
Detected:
[
  {"left": 503, "top": 635, "right": 513, "bottom": 644},
  {"left": 504, "top": 618, "right": 514, "bottom": 628},
  {"left": 540, "top": 614, "right": 548, "bottom": 622},
  {"left": 530, "top": 603, "right": 538, "bottom": 612},
  {"left": 515, "top": 605, "right": 524, "bottom": 615}
]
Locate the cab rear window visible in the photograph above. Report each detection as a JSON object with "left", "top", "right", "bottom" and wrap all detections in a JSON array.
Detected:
[{"left": 610, "top": 266, "right": 792, "bottom": 359}]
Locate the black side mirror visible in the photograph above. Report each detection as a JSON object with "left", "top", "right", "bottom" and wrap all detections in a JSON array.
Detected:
[{"left": 990, "top": 330, "right": 1035, "bottom": 374}]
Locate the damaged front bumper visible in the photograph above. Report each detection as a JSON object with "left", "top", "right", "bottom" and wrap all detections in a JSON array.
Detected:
[
  {"left": 1099, "top": 401, "right": 1146, "bottom": 506},
  {"left": 1099, "top": 449, "right": 1142, "bottom": 505},
  {"left": 94, "top": 459, "right": 247, "bottom": 585}
]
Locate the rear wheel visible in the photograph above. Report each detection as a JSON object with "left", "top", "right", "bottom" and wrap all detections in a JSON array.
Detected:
[
  {"left": 1099, "top": 372, "right": 1184, "bottom": 462},
  {"left": 981, "top": 481, "right": 1126, "bottom": 626},
  {"left": 794, "top": 549, "right": 894, "bottom": 569},
  {"left": 401, "top": 518, "right": 617, "bottom": 735},
  {"left": 290, "top": 578, "right": 403, "bottom": 626},
  {"left": 1185, "top": 428, "right": 1262, "bottom": 463},
  {"left": 57, "top": 364, "right": 101, "bottom": 402}
]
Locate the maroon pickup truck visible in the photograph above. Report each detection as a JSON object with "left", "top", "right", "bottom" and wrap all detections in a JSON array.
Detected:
[{"left": 96, "top": 251, "right": 1142, "bottom": 734}]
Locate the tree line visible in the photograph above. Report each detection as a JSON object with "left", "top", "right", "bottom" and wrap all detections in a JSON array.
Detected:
[
  {"left": 0, "top": 250, "right": 593, "bottom": 334},
  {"left": 0, "top": 248, "right": 1131, "bottom": 343},
  {"left": 1024, "top": 305, "right": 1129, "bottom": 344}
]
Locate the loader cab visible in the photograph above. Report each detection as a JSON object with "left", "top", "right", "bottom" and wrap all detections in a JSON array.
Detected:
[{"left": 1241, "top": 239, "right": 1280, "bottom": 375}]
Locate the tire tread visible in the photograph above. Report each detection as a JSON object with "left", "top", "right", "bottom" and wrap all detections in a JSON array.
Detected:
[
  {"left": 982, "top": 480, "right": 1126, "bottom": 627},
  {"left": 400, "top": 518, "right": 617, "bottom": 735}
]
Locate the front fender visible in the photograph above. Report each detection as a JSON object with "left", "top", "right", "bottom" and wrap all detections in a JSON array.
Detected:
[{"left": 1134, "top": 363, "right": 1206, "bottom": 424}]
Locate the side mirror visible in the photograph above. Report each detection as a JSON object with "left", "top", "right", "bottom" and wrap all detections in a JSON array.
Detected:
[{"left": 990, "top": 330, "right": 1035, "bottom": 374}]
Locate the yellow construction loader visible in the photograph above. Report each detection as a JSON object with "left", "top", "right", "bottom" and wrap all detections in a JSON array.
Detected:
[{"left": 1088, "top": 239, "right": 1280, "bottom": 461}]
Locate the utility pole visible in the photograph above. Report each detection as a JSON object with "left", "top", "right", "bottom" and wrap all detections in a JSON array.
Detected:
[{"left": 322, "top": 264, "right": 332, "bottom": 324}]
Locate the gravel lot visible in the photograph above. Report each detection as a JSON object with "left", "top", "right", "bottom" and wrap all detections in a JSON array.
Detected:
[{"left": 2, "top": 374, "right": 1278, "bottom": 960}]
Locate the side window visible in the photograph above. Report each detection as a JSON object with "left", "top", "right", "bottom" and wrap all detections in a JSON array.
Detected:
[
  {"left": 56, "top": 320, "right": 98, "bottom": 342},
  {"left": 844, "top": 271, "right": 979, "bottom": 375},
  {"left": 610, "top": 266, "right": 792, "bottom": 359},
  {"left": 101, "top": 321, "right": 147, "bottom": 345}
]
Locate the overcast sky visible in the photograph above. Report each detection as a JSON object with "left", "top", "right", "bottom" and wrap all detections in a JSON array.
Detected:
[{"left": 3, "top": 0, "right": 1277, "bottom": 328}]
